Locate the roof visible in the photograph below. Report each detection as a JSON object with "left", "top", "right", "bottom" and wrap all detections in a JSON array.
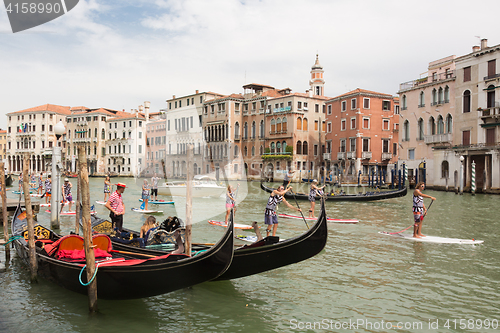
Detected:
[
  {"left": 8, "top": 104, "right": 72, "bottom": 115},
  {"left": 328, "top": 88, "right": 395, "bottom": 101}
]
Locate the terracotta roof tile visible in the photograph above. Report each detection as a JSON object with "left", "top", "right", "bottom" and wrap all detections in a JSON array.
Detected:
[{"left": 8, "top": 104, "right": 72, "bottom": 115}]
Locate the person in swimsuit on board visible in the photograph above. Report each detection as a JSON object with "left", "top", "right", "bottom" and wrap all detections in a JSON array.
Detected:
[
  {"left": 413, "top": 182, "right": 436, "bottom": 238},
  {"left": 265, "top": 185, "right": 301, "bottom": 237}
]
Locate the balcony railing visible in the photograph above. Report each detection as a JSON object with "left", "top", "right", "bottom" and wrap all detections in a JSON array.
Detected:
[
  {"left": 346, "top": 151, "right": 355, "bottom": 159},
  {"left": 399, "top": 70, "right": 456, "bottom": 91},
  {"left": 424, "top": 133, "right": 452, "bottom": 144},
  {"left": 484, "top": 73, "right": 500, "bottom": 81},
  {"left": 362, "top": 151, "right": 372, "bottom": 159},
  {"left": 234, "top": 135, "right": 240, "bottom": 141},
  {"left": 382, "top": 152, "right": 392, "bottom": 160},
  {"left": 323, "top": 153, "right": 331, "bottom": 160},
  {"left": 337, "top": 152, "right": 345, "bottom": 160},
  {"left": 480, "top": 106, "right": 500, "bottom": 118}
]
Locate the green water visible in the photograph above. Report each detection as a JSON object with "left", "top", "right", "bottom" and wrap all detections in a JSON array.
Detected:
[{"left": 0, "top": 179, "right": 499, "bottom": 333}]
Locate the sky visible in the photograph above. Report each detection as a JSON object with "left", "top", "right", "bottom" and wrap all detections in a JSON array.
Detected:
[{"left": 1, "top": 0, "right": 500, "bottom": 130}]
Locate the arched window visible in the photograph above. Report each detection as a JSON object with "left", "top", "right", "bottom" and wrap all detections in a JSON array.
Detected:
[
  {"left": 404, "top": 120, "right": 410, "bottom": 141},
  {"left": 441, "top": 161, "right": 449, "bottom": 179},
  {"left": 438, "top": 87, "right": 444, "bottom": 104},
  {"left": 437, "top": 115, "right": 444, "bottom": 134},
  {"left": 282, "top": 117, "right": 287, "bottom": 132},
  {"left": 302, "top": 141, "right": 308, "bottom": 155},
  {"left": 303, "top": 118, "right": 308, "bottom": 131},
  {"left": 252, "top": 121, "right": 256, "bottom": 139},
  {"left": 419, "top": 91, "right": 425, "bottom": 107},
  {"left": 270, "top": 119, "right": 276, "bottom": 133},
  {"left": 259, "top": 145, "right": 263, "bottom": 155},
  {"left": 432, "top": 88, "right": 437, "bottom": 105},
  {"left": 244, "top": 146, "right": 248, "bottom": 156},
  {"left": 234, "top": 145, "right": 239, "bottom": 157},
  {"left": 101, "top": 129, "right": 105, "bottom": 140},
  {"left": 297, "top": 117, "right": 302, "bottom": 130},
  {"left": 276, "top": 118, "right": 282, "bottom": 132},
  {"left": 235, "top": 122, "right": 240, "bottom": 139},
  {"left": 277, "top": 142, "right": 281, "bottom": 153},
  {"left": 463, "top": 90, "right": 471, "bottom": 113},
  {"left": 296, "top": 141, "right": 302, "bottom": 155},
  {"left": 429, "top": 116, "right": 436, "bottom": 135},
  {"left": 252, "top": 146, "right": 255, "bottom": 156},
  {"left": 282, "top": 141, "right": 287, "bottom": 153},
  {"left": 259, "top": 120, "right": 264, "bottom": 138},
  {"left": 418, "top": 118, "right": 424, "bottom": 140},
  {"left": 270, "top": 142, "right": 275, "bottom": 154},
  {"left": 446, "top": 114, "right": 453, "bottom": 134},
  {"left": 402, "top": 95, "right": 407, "bottom": 109},
  {"left": 444, "top": 86, "right": 450, "bottom": 103},
  {"left": 487, "top": 85, "right": 496, "bottom": 108},
  {"left": 244, "top": 122, "right": 248, "bottom": 139}
]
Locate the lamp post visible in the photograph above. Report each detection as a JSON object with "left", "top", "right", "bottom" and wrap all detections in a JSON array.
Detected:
[
  {"left": 459, "top": 155, "right": 464, "bottom": 195},
  {"left": 50, "top": 121, "right": 66, "bottom": 229}
]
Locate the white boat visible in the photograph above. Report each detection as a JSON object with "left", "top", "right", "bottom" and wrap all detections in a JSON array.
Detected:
[{"left": 157, "top": 175, "right": 226, "bottom": 198}]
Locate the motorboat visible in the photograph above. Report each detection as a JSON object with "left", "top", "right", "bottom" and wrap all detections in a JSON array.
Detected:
[{"left": 157, "top": 175, "right": 226, "bottom": 198}]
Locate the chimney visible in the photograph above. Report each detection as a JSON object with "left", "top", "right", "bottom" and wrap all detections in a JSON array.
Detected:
[
  {"left": 481, "top": 38, "right": 488, "bottom": 50},
  {"left": 173, "top": 95, "right": 176, "bottom": 99},
  {"left": 473, "top": 46, "right": 480, "bottom": 52},
  {"left": 195, "top": 90, "right": 199, "bottom": 94},
  {"left": 144, "top": 101, "right": 150, "bottom": 121}
]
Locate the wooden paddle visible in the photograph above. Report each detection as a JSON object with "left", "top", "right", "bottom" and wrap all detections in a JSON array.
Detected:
[
  {"left": 383, "top": 199, "right": 434, "bottom": 235},
  {"left": 289, "top": 189, "right": 309, "bottom": 229}
]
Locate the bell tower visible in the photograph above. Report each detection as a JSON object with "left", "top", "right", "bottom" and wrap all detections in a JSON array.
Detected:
[{"left": 309, "top": 54, "right": 325, "bottom": 96}]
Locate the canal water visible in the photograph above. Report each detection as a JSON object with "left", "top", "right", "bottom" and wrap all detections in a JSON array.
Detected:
[{"left": 0, "top": 178, "right": 498, "bottom": 332}]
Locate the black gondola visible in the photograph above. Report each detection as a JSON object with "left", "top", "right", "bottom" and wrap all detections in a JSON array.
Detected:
[
  {"left": 93, "top": 199, "right": 328, "bottom": 281},
  {"left": 261, "top": 182, "right": 407, "bottom": 202},
  {"left": 11, "top": 205, "right": 234, "bottom": 300}
]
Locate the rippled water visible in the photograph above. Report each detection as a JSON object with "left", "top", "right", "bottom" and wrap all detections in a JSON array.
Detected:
[{"left": 1, "top": 179, "right": 499, "bottom": 332}]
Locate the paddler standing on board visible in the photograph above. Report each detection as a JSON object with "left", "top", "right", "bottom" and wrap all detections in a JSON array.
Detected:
[
  {"left": 106, "top": 182, "right": 126, "bottom": 232},
  {"left": 265, "top": 185, "right": 301, "bottom": 237},
  {"left": 413, "top": 182, "right": 436, "bottom": 238}
]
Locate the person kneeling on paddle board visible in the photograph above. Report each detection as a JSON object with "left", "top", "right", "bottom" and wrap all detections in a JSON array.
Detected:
[
  {"left": 413, "top": 182, "right": 436, "bottom": 238},
  {"left": 265, "top": 185, "right": 301, "bottom": 237},
  {"left": 106, "top": 183, "right": 126, "bottom": 232}
]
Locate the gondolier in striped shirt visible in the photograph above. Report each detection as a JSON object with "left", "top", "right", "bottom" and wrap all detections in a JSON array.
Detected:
[
  {"left": 265, "top": 185, "right": 301, "bottom": 237},
  {"left": 105, "top": 182, "right": 126, "bottom": 232}
]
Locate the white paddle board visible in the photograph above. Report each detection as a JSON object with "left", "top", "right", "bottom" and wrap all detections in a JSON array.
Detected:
[
  {"left": 278, "top": 213, "right": 359, "bottom": 224},
  {"left": 378, "top": 232, "right": 484, "bottom": 244},
  {"left": 131, "top": 208, "right": 163, "bottom": 214},
  {"left": 45, "top": 210, "right": 96, "bottom": 216},
  {"left": 95, "top": 201, "right": 107, "bottom": 205},
  {"left": 139, "top": 199, "right": 174, "bottom": 205},
  {"left": 208, "top": 220, "right": 254, "bottom": 230},
  {"left": 235, "top": 235, "right": 258, "bottom": 243}
]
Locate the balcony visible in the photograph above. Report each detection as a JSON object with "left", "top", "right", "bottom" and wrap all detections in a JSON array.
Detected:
[
  {"left": 399, "top": 70, "right": 456, "bottom": 92},
  {"left": 234, "top": 135, "right": 240, "bottom": 141},
  {"left": 424, "top": 133, "right": 452, "bottom": 144},
  {"left": 337, "top": 152, "right": 345, "bottom": 160},
  {"left": 480, "top": 107, "right": 500, "bottom": 120},
  {"left": 484, "top": 73, "right": 500, "bottom": 81},
  {"left": 261, "top": 152, "right": 292, "bottom": 160},
  {"left": 73, "top": 137, "right": 91, "bottom": 143},
  {"left": 346, "top": 151, "right": 355, "bottom": 159},
  {"left": 323, "top": 153, "right": 331, "bottom": 160},
  {"left": 362, "top": 151, "right": 372, "bottom": 159},
  {"left": 382, "top": 152, "right": 392, "bottom": 160},
  {"left": 17, "top": 131, "right": 35, "bottom": 137}
]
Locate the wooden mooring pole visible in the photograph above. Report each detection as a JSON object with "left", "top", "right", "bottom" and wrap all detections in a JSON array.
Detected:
[
  {"left": 0, "top": 163, "right": 10, "bottom": 262},
  {"left": 78, "top": 146, "right": 98, "bottom": 312},
  {"left": 75, "top": 160, "right": 81, "bottom": 235},
  {"left": 22, "top": 155, "right": 37, "bottom": 282},
  {"left": 185, "top": 144, "right": 193, "bottom": 257}
]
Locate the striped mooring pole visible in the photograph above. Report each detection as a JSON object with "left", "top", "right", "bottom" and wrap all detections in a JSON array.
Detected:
[
  {"left": 471, "top": 160, "right": 476, "bottom": 195},
  {"left": 404, "top": 163, "right": 408, "bottom": 185}
]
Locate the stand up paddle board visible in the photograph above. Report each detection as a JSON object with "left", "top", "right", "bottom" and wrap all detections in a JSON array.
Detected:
[
  {"left": 139, "top": 199, "right": 174, "bottom": 205},
  {"left": 278, "top": 213, "right": 359, "bottom": 224},
  {"left": 378, "top": 232, "right": 484, "bottom": 244},
  {"left": 208, "top": 220, "right": 254, "bottom": 230},
  {"left": 235, "top": 235, "right": 258, "bottom": 243},
  {"left": 131, "top": 208, "right": 163, "bottom": 214},
  {"left": 95, "top": 201, "right": 107, "bottom": 205},
  {"left": 45, "top": 210, "right": 96, "bottom": 216}
]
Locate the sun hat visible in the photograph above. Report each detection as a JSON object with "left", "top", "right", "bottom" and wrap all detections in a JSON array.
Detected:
[
  {"left": 64, "top": 178, "right": 69, "bottom": 182},
  {"left": 312, "top": 179, "right": 318, "bottom": 183},
  {"left": 116, "top": 182, "right": 127, "bottom": 188}
]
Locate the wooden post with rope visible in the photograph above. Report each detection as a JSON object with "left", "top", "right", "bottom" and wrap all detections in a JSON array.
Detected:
[
  {"left": 22, "top": 155, "right": 37, "bottom": 282},
  {"left": 185, "top": 144, "right": 193, "bottom": 256},
  {"left": 78, "top": 146, "right": 98, "bottom": 312},
  {"left": 0, "top": 163, "right": 10, "bottom": 262},
  {"left": 75, "top": 160, "right": 81, "bottom": 235}
]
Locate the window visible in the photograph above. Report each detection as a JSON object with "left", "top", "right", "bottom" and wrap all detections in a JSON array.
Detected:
[
  {"left": 418, "top": 118, "right": 424, "bottom": 140},
  {"left": 276, "top": 118, "right": 282, "bottom": 132},
  {"left": 382, "top": 100, "right": 391, "bottom": 110},
  {"left": 362, "top": 117, "right": 370, "bottom": 129},
  {"left": 383, "top": 119, "right": 390, "bottom": 131},
  {"left": 429, "top": 117, "right": 436, "bottom": 135},
  {"left": 402, "top": 95, "right": 407, "bottom": 110},
  {"left": 296, "top": 141, "right": 302, "bottom": 154},
  {"left": 341, "top": 101, "right": 346, "bottom": 111},
  {"left": 487, "top": 85, "right": 496, "bottom": 108},
  {"left": 350, "top": 138, "right": 356, "bottom": 152},
  {"left": 419, "top": 91, "right": 425, "bottom": 107},
  {"left": 303, "top": 102, "right": 308, "bottom": 110},
  {"left": 327, "top": 105, "right": 332, "bottom": 115},
  {"left": 444, "top": 86, "right": 450, "bottom": 103},
  {"left": 408, "top": 148, "right": 415, "bottom": 160},
  {"left": 403, "top": 120, "right": 410, "bottom": 141},
  {"left": 488, "top": 59, "right": 496, "bottom": 78},
  {"left": 351, "top": 98, "right": 357, "bottom": 110},
  {"left": 235, "top": 103, "right": 240, "bottom": 111},
  {"left": 302, "top": 141, "right": 308, "bottom": 155},
  {"left": 297, "top": 117, "right": 302, "bottom": 130},
  {"left": 350, "top": 118, "right": 356, "bottom": 129},
  {"left": 441, "top": 161, "right": 449, "bottom": 178},
  {"left": 362, "top": 138, "right": 369, "bottom": 152},
  {"left": 438, "top": 87, "right": 444, "bottom": 104},
  {"left": 462, "top": 130, "right": 470, "bottom": 146},
  {"left": 341, "top": 119, "right": 346, "bottom": 131},
  {"left": 437, "top": 116, "right": 444, "bottom": 134},
  {"left": 270, "top": 119, "right": 275, "bottom": 133},
  {"left": 363, "top": 98, "right": 370, "bottom": 109},
  {"left": 282, "top": 117, "right": 287, "bottom": 132},
  {"left": 463, "top": 90, "right": 471, "bottom": 113},
  {"left": 315, "top": 104, "right": 319, "bottom": 113},
  {"left": 446, "top": 114, "right": 453, "bottom": 134},
  {"left": 302, "top": 118, "right": 308, "bottom": 131},
  {"left": 327, "top": 122, "right": 332, "bottom": 133},
  {"left": 339, "top": 139, "right": 346, "bottom": 152},
  {"left": 464, "top": 66, "right": 471, "bottom": 82},
  {"left": 314, "top": 120, "right": 318, "bottom": 131},
  {"left": 382, "top": 139, "right": 389, "bottom": 153},
  {"left": 297, "top": 101, "right": 302, "bottom": 110},
  {"left": 313, "top": 144, "right": 318, "bottom": 155}
]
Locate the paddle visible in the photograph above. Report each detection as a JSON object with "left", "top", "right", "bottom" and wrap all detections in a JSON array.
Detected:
[
  {"left": 289, "top": 189, "right": 309, "bottom": 229},
  {"left": 384, "top": 199, "right": 434, "bottom": 235},
  {"left": 140, "top": 201, "right": 146, "bottom": 210}
]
